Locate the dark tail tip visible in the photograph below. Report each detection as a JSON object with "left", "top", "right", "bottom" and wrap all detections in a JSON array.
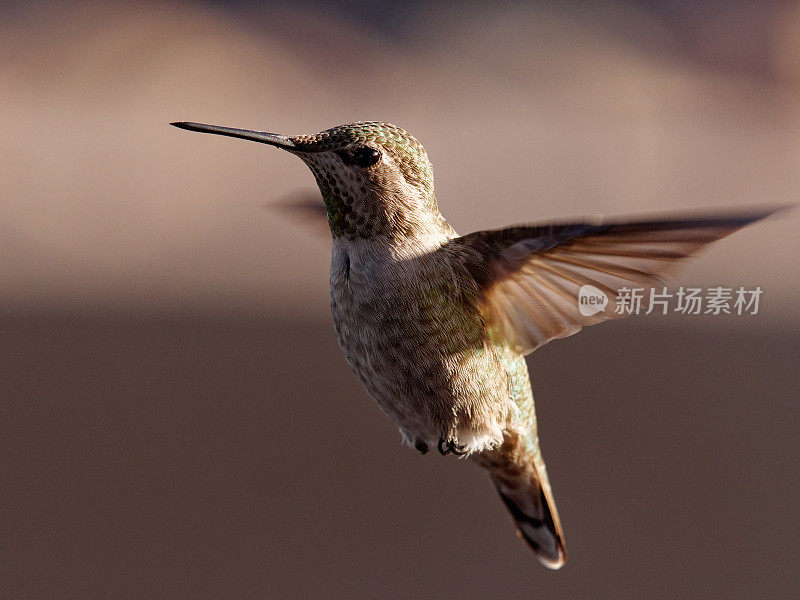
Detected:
[{"left": 497, "top": 487, "right": 567, "bottom": 569}]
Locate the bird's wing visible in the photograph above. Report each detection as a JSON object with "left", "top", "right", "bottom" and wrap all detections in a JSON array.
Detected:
[
  {"left": 265, "top": 192, "right": 330, "bottom": 237},
  {"left": 447, "top": 207, "right": 781, "bottom": 355}
]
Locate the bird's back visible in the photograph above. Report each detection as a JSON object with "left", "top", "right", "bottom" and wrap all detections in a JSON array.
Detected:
[{"left": 472, "top": 355, "right": 567, "bottom": 568}]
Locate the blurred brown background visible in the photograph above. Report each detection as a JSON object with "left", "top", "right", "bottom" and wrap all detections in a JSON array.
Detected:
[{"left": 1, "top": 1, "right": 798, "bottom": 598}]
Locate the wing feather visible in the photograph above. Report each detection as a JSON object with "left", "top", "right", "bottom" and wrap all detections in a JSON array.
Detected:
[{"left": 447, "top": 207, "right": 782, "bottom": 355}]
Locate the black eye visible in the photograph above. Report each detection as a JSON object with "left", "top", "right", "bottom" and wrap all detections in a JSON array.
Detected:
[{"left": 352, "top": 146, "right": 381, "bottom": 168}]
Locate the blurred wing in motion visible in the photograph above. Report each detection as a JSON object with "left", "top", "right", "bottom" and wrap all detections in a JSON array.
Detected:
[
  {"left": 265, "top": 192, "right": 330, "bottom": 237},
  {"left": 450, "top": 207, "right": 782, "bottom": 355}
]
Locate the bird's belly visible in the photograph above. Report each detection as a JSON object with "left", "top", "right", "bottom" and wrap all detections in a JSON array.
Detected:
[{"left": 330, "top": 270, "right": 509, "bottom": 451}]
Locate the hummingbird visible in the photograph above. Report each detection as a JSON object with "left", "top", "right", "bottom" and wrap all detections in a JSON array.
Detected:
[{"left": 171, "top": 120, "right": 778, "bottom": 568}]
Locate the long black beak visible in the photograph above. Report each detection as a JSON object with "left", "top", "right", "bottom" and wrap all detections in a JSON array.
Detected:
[{"left": 171, "top": 121, "right": 297, "bottom": 150}]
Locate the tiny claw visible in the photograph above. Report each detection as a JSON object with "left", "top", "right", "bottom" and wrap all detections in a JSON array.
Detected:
[
  {"left": 437, "top": 439, "right": 451, "bottom": 455},
  {"left": 450, "top": 442, "right": 469, "bottom": 456}
]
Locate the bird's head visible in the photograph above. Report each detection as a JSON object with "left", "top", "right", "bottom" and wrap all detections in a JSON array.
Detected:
[{"left": 172, "top": 121, "right": 443, "bottom": 240}]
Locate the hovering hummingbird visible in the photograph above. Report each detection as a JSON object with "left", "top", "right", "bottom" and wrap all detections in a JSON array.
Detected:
[{"left": 172, "top": 120, "right": 778, "bottom": 568}]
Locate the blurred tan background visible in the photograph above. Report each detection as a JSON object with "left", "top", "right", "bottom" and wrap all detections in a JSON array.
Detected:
[{"left": 1, "top": 1, "right": 798, "bottom": 598}]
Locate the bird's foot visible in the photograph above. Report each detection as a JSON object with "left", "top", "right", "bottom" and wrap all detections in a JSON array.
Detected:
[{"left": 437, "top": 438, "right": 469, "bottom": 456}]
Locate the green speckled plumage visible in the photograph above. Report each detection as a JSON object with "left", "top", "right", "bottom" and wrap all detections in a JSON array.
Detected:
[
  {"left": 292, "top": 122, "right": 568, "bottom": 566},
  {"left": 291, "top": 123, "right": 437, "bottom": 238},
  {"left": 173, "top": 117, "right": 775, "bottom": 570}
]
